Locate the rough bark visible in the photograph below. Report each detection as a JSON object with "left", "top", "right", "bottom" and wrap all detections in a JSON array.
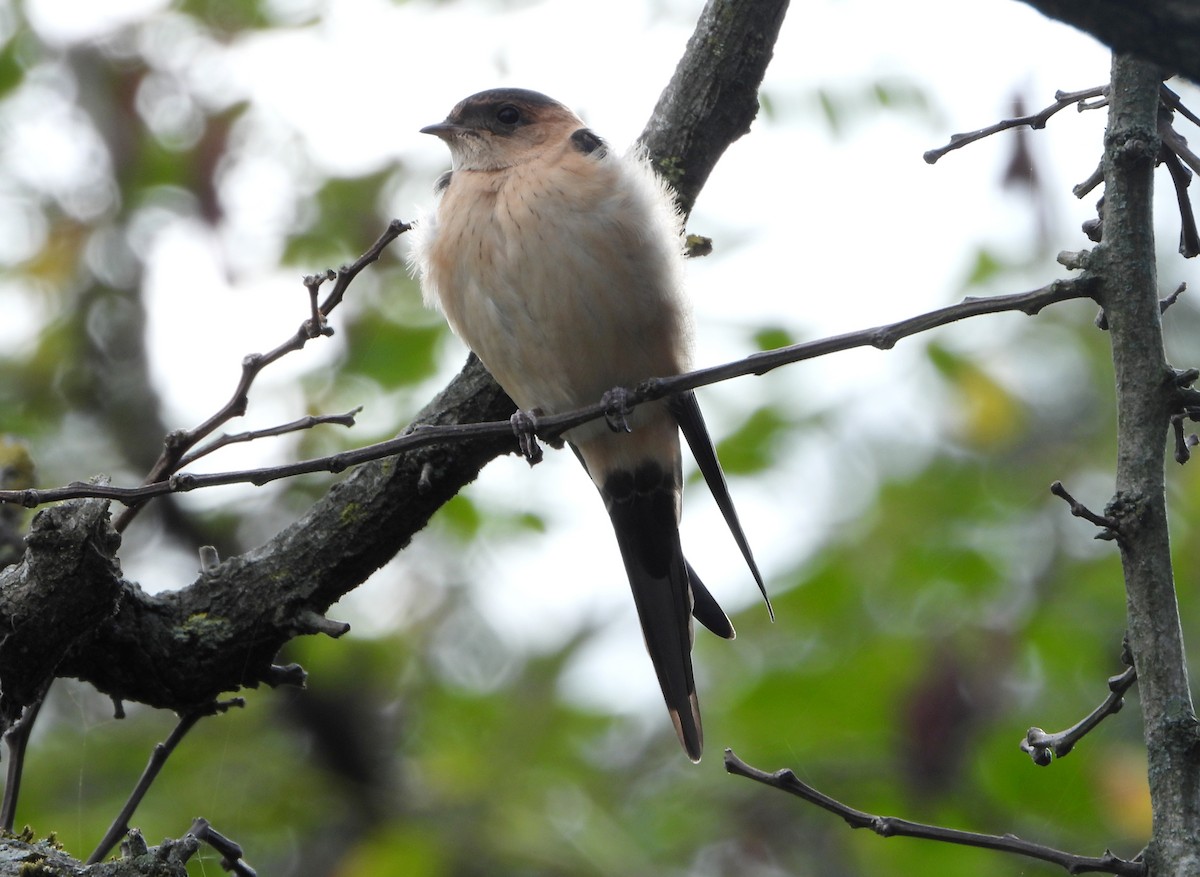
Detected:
[
  {"left": 640, "top": 0, "right": 791, "bottom": 217},
  {"left": 1099, "top": 54, "right": 1200, "bottom": 877},
  {"left": 0, "top": 356, "right": 514, "bottom": 718}
]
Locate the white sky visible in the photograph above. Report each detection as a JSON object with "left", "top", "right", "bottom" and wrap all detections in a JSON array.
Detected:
[{"left": 14, "top": 0, "right": 1199, "bottom": 715}]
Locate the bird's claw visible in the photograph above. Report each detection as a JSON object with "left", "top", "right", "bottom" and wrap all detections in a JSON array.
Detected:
[
  {"left": 602, "top": 387, "right": 634, "bottom": 434},
  {"left": 510, "top": 409, "right": 544, "bottom": 466}
]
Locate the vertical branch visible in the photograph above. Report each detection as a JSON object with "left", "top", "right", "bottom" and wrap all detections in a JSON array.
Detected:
[{"left": 1101, "top": 54, "right": 1200, "bottom": 877}]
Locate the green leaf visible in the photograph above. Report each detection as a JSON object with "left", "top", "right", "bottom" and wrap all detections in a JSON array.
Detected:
[
  {"left": 752, "top": 325, "right": 796, "bottom": 351},
  {"left": 962, "top": 247, "right": 1007, "bottom": 288},
  {"left": 341, "top": 318, "right": 442, "bottom": 388},
  {"left": 712, "top": 406, "right": 793, "bottom": 475},
  {"left": 283, "top": 170, "right": 396, "bottom": 267},
  {"left": 0, "top": 42, "right": 25, "bottom": 99},
  {"left": 438, "top": 494, "right": 482, "bottom": 539}
]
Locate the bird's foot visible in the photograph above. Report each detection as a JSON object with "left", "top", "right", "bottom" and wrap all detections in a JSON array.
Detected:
[
  {"left": 510, "top": 409, "right": 544, "bottom": 466},
  {"left": 602, "top": 387, "right": 634, "bottom": 434}
]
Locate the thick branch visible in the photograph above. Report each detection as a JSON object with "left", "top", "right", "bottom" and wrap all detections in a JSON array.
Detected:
[
  {"left": 1100, "top": 54, "right": 1200, "bottom": 877},
  {"left": 639, "top": 0, "right": 791, "bottom": 217},
  {"left": 0, "top": 497, "right": 122, "bottom": 722},
  {"left": 1017, "top": 0, "right": 1200, "bottom": 85},
  {"left": 90, "top": 358, "right": 506, "bottom": 709}
]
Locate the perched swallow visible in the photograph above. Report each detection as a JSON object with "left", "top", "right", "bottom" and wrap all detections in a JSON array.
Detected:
[{"left": 411, "top": 88, "right": 767, "bottom": 760}]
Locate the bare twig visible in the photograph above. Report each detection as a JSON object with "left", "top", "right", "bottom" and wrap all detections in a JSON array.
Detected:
[
  {"left": 86, "top": 699, "right": 245, "bottom": 865},
  {"left": 1171, "top": 413, "right": 1193, "bottom": 464},
  {"left": 176, "top": 408, "right": 362, "bottom": 469},
  {"left": 724, "top": 749, "right": 1145, "bottom": 876},
  {"left": 0, "top": 694, "right": 45, "bottom": 831},
  {"left": 924, "top": 85, "right": 1107, "bottom": 164},
  {"left": 1160, "top": 84, "right": 1200, "bottom": 132},
  {"left": 1160, "top": 124, "right": 1200, "bottom": 178},
  {"left": 0, "top": 277, "right": 1098, "bottom": 510},
  {"left": 1074, "top": 161, "right": 1105, "bottom": 199},
  {"left": 112, "top": 220, "right": 411, "bottom": 533},
  {"left": 1158, "top": 132, "right": 1200, "bottom": 257},
  {"left": 189, "top": 817, "right": 256, "bottom": 877},
  {"left": 1022, "top": 653, "right": 1137, "bottom": 765},
  {"left": 1050, "top": 480, "right": 1121, "bottom": 540},
  {"left": 303, "top": 269, "right": 336, "bottom": 338},
  {"left": 1161, "top": 281, "right": 1188, "bottom": 314}
]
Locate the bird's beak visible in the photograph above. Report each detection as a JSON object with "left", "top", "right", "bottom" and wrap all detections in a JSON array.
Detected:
[{"left": 420, "top": 122, "right": 468, "bottom": 139}]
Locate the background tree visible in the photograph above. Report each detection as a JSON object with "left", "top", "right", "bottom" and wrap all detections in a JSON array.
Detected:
[{"left": 0, "top": 1, "right": 1198, "bottom": 875}]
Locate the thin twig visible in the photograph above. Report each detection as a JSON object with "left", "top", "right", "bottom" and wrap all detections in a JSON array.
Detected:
[
  {"left": 86, "top": 699, "right": 244, "bottom": 865},
  {"left": 303, "top": 269, "right": 336, "bottom": 338},
  {"left": 1074, "top": 161, "right": 1105, "bottom": 199},
  {"left": 1160, "top": 84, "right": 1200, "bottom": 131},
  {"left": 1156, "top": 127, "right": 1195, "bottom": 256},
  {"left": 724, "top": 749, "right": 1145, "bottom": 876},
  {"left": 1161, "top": 282, "right": 1188, "bottom": 315},
  {"left": 189, "top": 817, "right": 257, "bottom": 876},
  {"left": 1160, "top": 124, "right": 1200, "bottom": 179},
  {"left": 1171, "top": 414, "right": 1193, "bottom": 464},
  {"left": 1022, "top": 663, "right": 1137, "bottom": 765},
  {"left": 0, "top": 277, "right": 1098, "bottom": 510},
  {"left": 112, "top": 220, "right": 411, "bottom": 533},
  {"left": 0, "top": 694, "right": 45, "bottom": 831},
  {"left": 176, "top": 408, "right": 362, "bottom": 468},
  {"left": 1050, "top": 480, "right": 1121, "bottom": 541},
  {"left": 924, "top": 85, "right": 1107, "bottom": 164}
]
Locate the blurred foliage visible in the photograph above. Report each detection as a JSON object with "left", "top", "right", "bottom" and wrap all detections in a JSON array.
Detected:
[
  {"left": 0, "top": 2, "right": 1191, "bottom": 877},
  {"left": 809, "top": 78, "right": 938, "bottom": 138}
]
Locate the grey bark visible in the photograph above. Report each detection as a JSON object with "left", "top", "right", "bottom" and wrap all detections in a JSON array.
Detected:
[{"left": 1100, "top": 54, "right": 1200, "bottom": 877}]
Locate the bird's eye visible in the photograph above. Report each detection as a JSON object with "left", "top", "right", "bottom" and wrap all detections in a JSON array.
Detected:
[{"left": 496, "top": 105, "right": 521, "bottom": 125}]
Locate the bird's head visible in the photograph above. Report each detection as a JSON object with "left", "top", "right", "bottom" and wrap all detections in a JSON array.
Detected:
[{"left": 421, "top": 88, "right": 585, "bottom": 171}]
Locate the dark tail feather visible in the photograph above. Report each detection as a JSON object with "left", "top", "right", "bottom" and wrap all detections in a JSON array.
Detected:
[
  {"left": 571, "top": 442, "right": 731, "bottom": 638},
  {"left": 687, "top": 562, "right": 735, "bottom": 639},
  {"left": 603, "top": 462, "right": 703, "bottom": 761},
  {"left": 668, "top": 391, "right": 774, "bottom": 621}
]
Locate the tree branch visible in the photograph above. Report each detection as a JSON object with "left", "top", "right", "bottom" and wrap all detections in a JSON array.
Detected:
[
  {"left": 112, "top": 220, "right": 410, "bottom": 533},
  {"left": 0, "top": 277, "right": 1097, "bottom": 510},
  {"left": 724, "top": 750, "right": 1145, "bottom": 876},
  {"left": 1021, "top": 662, "right": 1137, "bottom": 765},
  {"left": 44, "top": 356, "right": 514, "bottom": 715},
  {"left": 0, "top": 497, "right": 122, "bottom": 723},
  {"left": 87, "top": 700, "right": 244, "bottom": 866},
  {"left": 1099, "top": 54, "right": 1200, "bottom": 877},
  {"left": 639, "top": 0, "right": 791, "bottom": 217},
  {"left": 1016, "top": 0, "right": 1200, "bottom": 85},
  {"left": 924, "top": 85, "right": 1108, "bottom": 164}
]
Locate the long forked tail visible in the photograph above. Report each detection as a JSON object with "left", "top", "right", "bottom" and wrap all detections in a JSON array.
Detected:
[
  {"left": 668, "top": 391, "right": 773, "bottom": 619},
  {"left": 602, "top": 460, "right": 703, "bottom": 761}
]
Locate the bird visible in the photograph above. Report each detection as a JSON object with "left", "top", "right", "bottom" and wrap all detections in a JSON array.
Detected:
[{"left": 410, "top": 88, "right": 767, "bottom": 761}]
